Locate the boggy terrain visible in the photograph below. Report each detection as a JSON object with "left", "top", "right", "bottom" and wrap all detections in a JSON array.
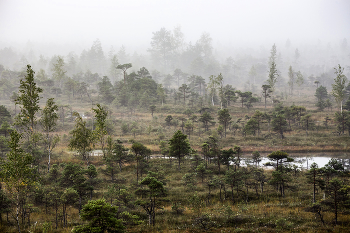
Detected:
[{"left": 0, "top": 62, "right": 350, "bottom": 233}]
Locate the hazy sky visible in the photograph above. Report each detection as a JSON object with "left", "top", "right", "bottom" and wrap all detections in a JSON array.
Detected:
[{"left": 1, "top": 0, "right": 349, "bottom": 51}]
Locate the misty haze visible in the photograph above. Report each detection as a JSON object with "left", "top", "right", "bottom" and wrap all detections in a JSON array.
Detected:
[{"left": 0, "top": 0, "right": 350, "bottom": 232}]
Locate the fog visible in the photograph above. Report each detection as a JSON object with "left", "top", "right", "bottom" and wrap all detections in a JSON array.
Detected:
[
  {"left": 0, "top": 0, "right": 349, "bottom": 89},
  {"left": 2, "top": 0, "right": 349, "bottom": 48}
]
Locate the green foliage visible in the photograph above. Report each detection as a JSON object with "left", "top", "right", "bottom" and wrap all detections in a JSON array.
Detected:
[
  {"left": 48, "top": 164, "right": 60, "bottom": 183},
  {"left": 204, "top": 135, "right": 222, "bottom": 171},
  {"left": 98, "top": 76, "right": 115, "bottom": 103},
  {"left": 114, "top": 69, "right": 159, "bottom": 109},
  {"left": 131, "top": 142, "right": 151, "bottom": 159},
  {"left": 315, "top": 86, "right": 328, "bottom": 111},
  {"left": 15, "top": 64, "right": 43, "bottom": 131},
  {"left": 225, "top": 169, "right": 243, "bottom": 203},
  {"left": 267, "top": 44, "right": 278, "bottom": 91},
  {"left": 195, "top": 163, "right": 208, "bottom": 183},
  {"left": 301, "top": 113, "right": 313, "bottom": 135},
  {"left": 223, "top": 84, "right": 238, "bottom": 107},
  {"left": 244, "top": 118, "right": 259, "bottom": 136},
  {"left": 271, "top": 113, "right": 287, "bottom": 139},
  {"left": 268, "top": 170, "right": 292, "bottom": 197},
  {"left": 4, "top": 43, "right": 350, "bottom": 232},
  {"left": 334, "top": 111, "right": 350, "bottom": 135},
  {"left": 159, "top": 140, "right": 169, "bottom": 158},
  {"left": 51, "top": 56, "right": 67, "bottom": 87},
  {"left": 59, "top": 163, "right": 91, "bottom": 212},
  {"left": 344, "top": 97, "right": 350, "bottom": 111},
  {"left": 267, "top": 151, "right": 293, "bottom": 171},
  {"left": 322, "top": 178, "right": 350, "bottom": 225},
  {"left": 217, "top": 125, "right": 224, "bottom": 138},
  {"left": 252, "top": 151, "right": 261, "bottom": 167},
  {"left": 131, "top": 142, "right": 151, "bottom": 183},
  {"left": 69, "top": 112, "right": 93, "bottom": 164},
  {"left": 135, "top": 173, "right": 167, "bottom": 226},
  {"left": 41, "top": 98, "right": 59, "bottom": 171},
  {"left": 296, "top": 71, "right": 304, "bottom": 90},
  {"left": 149, "top": 28, "right": 178, "bottom": 71},
  {"left": 184, "top": 120, "right": 194, "bottom": 138},
  {"left": 92, "top": 104, "right": 109, "bottom": 156},
  {"left": 63, "top": 77, "right": 78, "bottom": 100},
  {"left": 218, "top": 108, "right": 231, "bottom": 138},
  {"left": 220, "top": 148, "right": 235, "bottom": 170},
  {"left": 165, "top": 115, "right": 173, "bottom": 126},
  {"left": 325, "top": 98, "right": 333, "bottom": 111},
  {"left": 182, "top": 173, "right": 197, "bottom": 191},
  {"left": 61, "top": 187, "right": 79, "bottom": 203},
  {"left": 41, "top": 98, "right": 59, "bottom": 134},
  {"left": 156, "top": 84, "right": 166, "bottom": 105},
  {"left": 72, "top": 198, "right": 125, "bottom": 233},
  {"left": 0, "top": 135, "right": 9, "bottom": 156},
  {"left": 332, "top": 64, "right": 348, "bottom": 112},
  {"left": 112, "top": 141, "right": 130, "bottom": 171},
  {"left": 0, "top": 105, "right": 11, "bottom": 125},
  {"left": 169, "top": 130, "right": 191, "bottom": 169},
  {"left": 323, "top": 158, "right": 345, "bottom": 176},
  {"left": 121, "top": 123, "right": 129, "bottom": 135},
  {"left": 236, "top": 91, "right": 258, "bottom": 109},
  {"left": 0, "top": 130, "right": 37, "bottom": 232},
  {"left": 262, "top": 84, "right": 272, "bottom": 109},
  {"left": 171, "top": 202, "right": 184, "bottom": 215},
  {"left": 0, "top": 130, "right": 36, "bottom": 191},
  {"left": 288, "top": 66, "right": 295, "bottom": 95},
  {"left": 306, "top": 163, "right": 325, "bottom": 203},
  {"left": 178, "top": 84, "right": 191, "bottom": 105},
  {"left": 0, "top": 121, "right": 12, "bottom": 137},
  {"left": 207, "top": 75, "right": 219, "bottom": 106},
  {"left": 102, "top": 139, "right": 130, "bottom": 181},
  {"left": 199, "top": 111, "right": 214, "bottom": 131},
  {"left": 116, "top": 63, "right": 132, "bottom": 82},
  {"left": 149, "top": 105, "right": 156, "bottom": 117},
  {"left": 86, "top": 164, "right": 97, "bottom": 179}
]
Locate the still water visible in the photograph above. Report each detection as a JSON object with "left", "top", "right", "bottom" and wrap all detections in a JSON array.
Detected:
[{"left": 242, "top": 152, "right": 350, "bottom": 170}]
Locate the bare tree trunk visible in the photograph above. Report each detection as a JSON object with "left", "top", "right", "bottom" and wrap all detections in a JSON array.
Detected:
[
  {"left": 16, "top": 199, "right": 21, "bottom": 233},
  {"left": 79, "top": 196, "right": 82, "bottom": 214},
  {"left": 55, "top": 201, "right": 58, "bottom": 229}
]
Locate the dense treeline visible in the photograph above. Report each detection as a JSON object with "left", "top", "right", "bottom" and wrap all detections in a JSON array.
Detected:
[{"left": 1, "top": 30, "right": 349, "bottom": 100}]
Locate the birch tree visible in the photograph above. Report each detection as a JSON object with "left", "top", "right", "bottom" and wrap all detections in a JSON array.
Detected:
[
  {"left": 267, "top": 44, "right": 278, "bottom": 92},
  {"left": 332, "top": 64, "right": 347, "bottom": 113},
  {"left": 92, "top": 104, "right": 108, "bottom": 158},
  {"left": 40, "top": 98, "right": 59, "bottom": 172},
  {"left": 207, "top": 75, "right": 218, "bottom": 106}
]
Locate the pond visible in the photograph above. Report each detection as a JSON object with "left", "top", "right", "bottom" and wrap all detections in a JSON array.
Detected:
[
  {"left": 95, "top": 150, "right": 350, "bottom": 170},
  {"left": 242, "top": 152, "right": 350, "bottom": 170}
]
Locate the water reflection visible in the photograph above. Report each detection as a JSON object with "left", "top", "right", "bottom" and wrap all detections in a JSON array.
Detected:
[{"left": 242, "top": 152, "right": 350, "bottom": 170}]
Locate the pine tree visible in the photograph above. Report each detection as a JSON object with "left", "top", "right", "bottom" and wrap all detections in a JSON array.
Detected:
[
  {"left": 169, "top": 130, "right": 191, "bottom": 170},
  {"left": 72, "top": 199, "right": 125, "bottom": 233},
  {"left": 218, "top": 108, "right": 232, "bottom": 138}
]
